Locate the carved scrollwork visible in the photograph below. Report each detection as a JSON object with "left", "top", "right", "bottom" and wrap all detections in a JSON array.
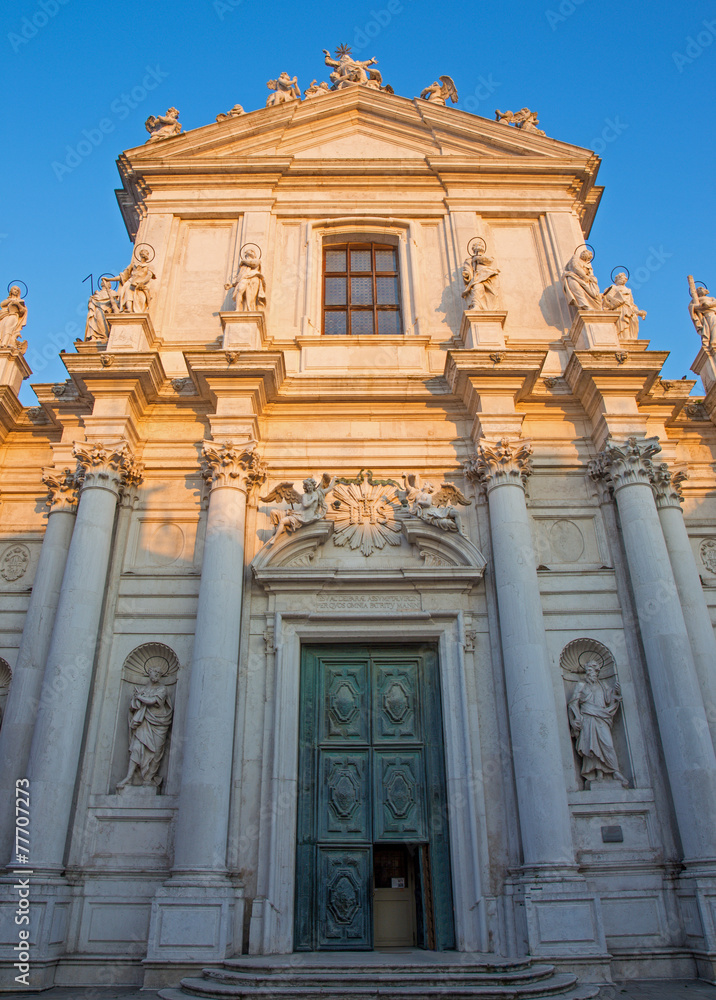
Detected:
[
  {"left": 73, "top": 440, "right": 143, "bottom": 493},
  {"left": 464, "top": 438, "right": 533, "bottom": 493},
  {"left": 589, "top": 436, "right": 660, "bottom": 492},
  {"left": 201, "top": 439, "right": 266, "bottom": 493},
  {"left": 43, "top": 466, "right": 82, "bottom": 513},
  {"left": 650, "top": 463, "right": 687, "bottom": 510}
]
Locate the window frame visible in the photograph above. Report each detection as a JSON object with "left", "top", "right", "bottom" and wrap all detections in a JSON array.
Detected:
[{"left": 322, "top": 241, "right": 402, "bottom": 336}]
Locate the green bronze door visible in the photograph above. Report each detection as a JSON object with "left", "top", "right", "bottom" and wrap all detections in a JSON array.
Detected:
[{"left": 295, "top": 645, "right": 455, "bottom": 951}]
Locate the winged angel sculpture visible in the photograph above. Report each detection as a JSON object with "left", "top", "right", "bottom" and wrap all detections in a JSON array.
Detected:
[
  {"left": 420, "top": 76, "right": 458, "bottom": 106},
  {"left": 261, "top": 475, "right": 336, "bottom": 546},
  {"left": 400, "top": 474, "right": 471, "bottom": 532}
]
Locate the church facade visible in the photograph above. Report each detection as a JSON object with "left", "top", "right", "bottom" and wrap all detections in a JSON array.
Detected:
[{"left": 1, "top": 52, "right": 716, "bottom": 995}]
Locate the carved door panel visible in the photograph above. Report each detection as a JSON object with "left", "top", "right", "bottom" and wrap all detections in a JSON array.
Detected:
[
  {"left": 373, "top": 750, "right": 427, "bottom": 841},
  {"left": 317, "top": 848, "right": 372, "bottom": 949}
]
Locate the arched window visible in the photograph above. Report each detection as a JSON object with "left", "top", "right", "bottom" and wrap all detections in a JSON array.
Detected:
[{"left": 323, "top": 241, "right": 402, "bottom": 336}]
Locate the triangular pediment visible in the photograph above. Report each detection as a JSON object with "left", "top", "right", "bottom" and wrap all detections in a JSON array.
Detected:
[{"left": 122, "top": 87, "right": 597, "bottom": 168}]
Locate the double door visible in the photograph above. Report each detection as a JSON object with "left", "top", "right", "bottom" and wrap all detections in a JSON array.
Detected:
[{"left": 295, "top": 645, "right": 454, "bottom": 951}]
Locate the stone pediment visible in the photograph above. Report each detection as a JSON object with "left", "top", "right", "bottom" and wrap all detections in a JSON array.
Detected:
[{"left": 121, "top": 88, "right": 596, "bottom": 167}]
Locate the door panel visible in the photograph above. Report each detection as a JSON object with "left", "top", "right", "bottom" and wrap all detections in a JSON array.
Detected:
[
  {"left": 320, "top": 660, "right": 370, "bottom": 743},
  {"left": 317, "top": 847, "right": 372, "bottom": 949},
  {"left": 373, "top": 750, "right": 427, "bottom": 841},
  {"left": 319, "top": 751, "right": 371, "bottom": 841},
  {"left": 373, "top": 660, "right": 421, "bottom": 742}
]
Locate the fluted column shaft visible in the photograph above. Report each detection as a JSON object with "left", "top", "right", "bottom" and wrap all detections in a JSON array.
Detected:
[
  {"left": 466, "top": 439, "right": 575, "bottom": 869},
  {"left": 652, "top": 464, "right": 716, "bottom": 752},
  {"left": 26, "top": 443, "right": 140, "bottom": 873},
  {"left": 171, "top": 440, "right": 265, "bottom": 877},
  {"left": 592, "top": 438, "right": 716, "bottom": 862},
  {"left": 0, "top": 470, "right": 80, "bottom": 864}
]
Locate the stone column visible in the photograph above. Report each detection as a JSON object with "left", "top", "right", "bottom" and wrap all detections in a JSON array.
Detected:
[
  {"left": 651, "top": 464, "right": 716, "bottom": 752},
  {"left": 0, "top": 469, "right": 80, "bottom": 865},
  {"left": 590, "top": 437, "right": 716, "bottom": 862},
  {"left": 145, "top": 440, "right": 264, "bottom": 973},
  {"left": 466, "top": 439, "right": 575, "bottom": 870},
  {"left": 26, "top": 442, "right": 141, "bottom": 873}
]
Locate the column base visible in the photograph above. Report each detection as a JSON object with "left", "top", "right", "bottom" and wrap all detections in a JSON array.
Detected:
[
  {"left": 459, "top": 310, "right": 507, "bottom": 349},
  {"left": 569, "top": 311, "right": 621, "bottom": 350},
  {"left": 676, "top": 863, "right": 716, "bottom": 969},
  {"left": 145, "top": 878, "right": 244, "bottom": 970},
  {"left": 0, "top": 873, "right": 72, "bottom": 991}
]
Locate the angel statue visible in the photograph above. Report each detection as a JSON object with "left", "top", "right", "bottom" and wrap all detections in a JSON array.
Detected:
[
  {"left": 262, "top": 474, "right": 336, "bottom": 546},
  {"left": 323, "top": 45, "right": 384, "bottom": 90},
  {"left": 0, "top": 285, "right": 28, "bottom": 349},
  {"left": 145, "top": 107, "right": 182, "bottom": 142},
  {"left": 116, "top": 661, "right": 174, "bottom": 790},
  {"left": 304, "top": 79, "right": 331, "bottom": 100},
  {"left": 688, "top": 276, "right": 716, "bottom": 352},
  {"left": 225, "top": 247, "right": 266, "bottom": 312},
  {"left": 420, "top": 76, "right": 458, "bottom": 106},
  {"left": 462, "top": 250, "right": 500, "bottom": 310},
  {"left": 400, "top": 474, "right": 471, "bottom": 533},
  {"left": 216, "top": 104, "right": 245, "bottom": 122},
  {"left": 266, "top": 72, "right": 301, "bottom": 107},
  {"left": 602, "top": 272, "right": 646, "bottom": 340}
]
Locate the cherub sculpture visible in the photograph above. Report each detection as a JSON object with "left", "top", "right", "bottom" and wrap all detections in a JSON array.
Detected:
[
  {"left": 462, "top": 250, "right": 500, "bottom": 310},
  {"left": 602, "top": 272, "right": 646, "bottom": 340},
  {"left": 266, "top": 72, "right": 301, "bottom": 107},
  {"left": 495, "top": 108, "right": 545, "bottom": 135},
  {"left": 216, "top": 104, "right": 245, "bottom": 122},
  {"left": 0, "top": 285, "right": 28, "bottom": 349},
  {"left": 323, "top": 45, "right": 384, "bottom": 90},
  {"left": 562, "top": 248, "right": 602, "bottom": 312},
  {"left": 225, "top": 247, "right": 266, "bottom": 312},
  {"left": 262, "top": 474, "right": 336, "bottom": 546},
  {"left": 109, "top": 248, "right": 155, "bottom": 313},
  {"left": 420, "top": 76, "right": 458, "bottom": 106},
  {"left": 304, "top": 79, "right": 331, "bottom": 99},
  {"left": 116, "top": 661, "right": 174, "bottom": 790},
  {"left": 688, "top": 276, "right": 716, "bottom": 352},
  {"left": 84, "top": 276, "right": 119, "bottom": 341},
  {"left": 400, "top": 474, "right": 471, "bottom": 533},
  {"left": 145, "top": 107, "right": 181, "bottom": 142}
]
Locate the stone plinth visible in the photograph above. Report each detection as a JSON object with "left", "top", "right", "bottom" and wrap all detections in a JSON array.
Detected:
[
  {"left": 569, "top": 311, "right": 621, "bottom": 350},
  {"left": 459, "top": 310, "right": 507, "bottom": 349},
  {"left": 691, "top": 347, "right": 716, "bottom": 394},
  {"left": 0, "top": 346, "right": 31, "bottom": 395},
  {"left": 107, "top": 313, "right": 158, "bottom": 352},
  {"left": 220, "top": 312, "right": 266, "bottom": 351}
]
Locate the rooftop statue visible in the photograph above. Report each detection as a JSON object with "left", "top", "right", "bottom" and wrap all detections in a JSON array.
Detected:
[
  {"left": 602, "top": 272, "right": 646, "bottom": 340},
  {"left": 323, "top": 45, "right": 386, "bottom": 91},
  {"left": 266, "top": 72, "right": 301, "bottom": 106},
  {"left": 461, "top": 248, "right": 500, "bottom": 310},
  {"left": 688, "top": 275, "right": 716, "bottom": 353},
  {"left": 85, "top": 276, "right": 119, "bottom": 342},
  {"left": 562, "top": 248, "right": 602, "bottom": 312},
  {"left": 304, "top": 79, "right": 331, "bottom": 99},
  {"left": 420, "top": 76, "right": 458, "bottom": 106},
  {"left": 109, "top": 248, "right": 156, "bottom": 314},
  {"left": 495, "top": 107, "right": 545, "bottom": 136},
  {"left": 145, "top": 107, "right": 182, "bottom": 142},
  {"left": 0, "top": 285, "right": 28, "bottom": 349},
  {"left": 225, "top": 247, "right": 266, "bottom": 312},
  {"left": 216, "top": 104, "right": 245, "bottom": 121}
]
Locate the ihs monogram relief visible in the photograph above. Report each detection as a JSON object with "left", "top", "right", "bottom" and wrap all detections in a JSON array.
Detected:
[{"left": 328, "top": 469, "right": 403, "bottom": 557}]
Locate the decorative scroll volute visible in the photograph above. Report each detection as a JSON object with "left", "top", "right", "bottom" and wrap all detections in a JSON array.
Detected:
[
  {"left": 590, "top": 436, "right": 661, "bottom": 492},
  {"left": 651, "top": 463, "right": 687, "bottom": 510},
  {"left": 464, "top": 438, "right": 533, "bottom": 492},
  {"left": 43, "top": 467, "right": 82, "bottom": 513},
  {"left": 73, "top": 440, "right": 143, "bottom": 493},
  {"left": 201, "top": 439, "right": 266, "bottom": 494}
]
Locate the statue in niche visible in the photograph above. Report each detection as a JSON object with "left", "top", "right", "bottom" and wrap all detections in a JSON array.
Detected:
[
  {"left": 0, "top": 285, "right": 28, "bottom": 348},
  {"left": 116, "top": 661, "right": 174, "bottom": 790},
  {"left": 109, "top": 248, "right": 155, "bottom": 313},
  {"left": 266, "top": 72, "right": 301, "bottom": 106},
  {"left": 216, "top": 104, "right": 245, "bottom": 121},
  {"left": 461, "top": 249, "right": 500, "bottom": 310},
  {"left": 602, "top": 272, "right": 646, "bottom": 340},
  {"left": 688, "top": 276, "right": 716, "bottom": 352},
  {"left": 323, "top": 45, "right": 384, "bottom": 90},
  {"left": 400, "top": 474, "right": 470, "bottom": 533},
  {"left": 145, "top": 107, "right": 182, "bottom": 142},
  {"left": 84, "top": 276, "right": 119, "bottom": 341},
  {"left": 420, "top": 76, "right": 458, "bottom": 106},
  {"left": 304, "top": 79, "right": 331, "bottom": 99},
  {"left": 568, "top": 658, "right": 629, "bottom": 788},
  {"left": 561, "top": 248, "right": 602, "bottom": 312},
  {"left": 225, "top": 247, "right": 266, "bottom": 312},
  {"left": 262, "top": 474, "right": 336, "bottom": 546}
]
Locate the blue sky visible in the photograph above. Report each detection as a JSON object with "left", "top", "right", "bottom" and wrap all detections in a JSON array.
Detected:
[{"left": 2, "top": 0, "right": 714, "bottom": 403}]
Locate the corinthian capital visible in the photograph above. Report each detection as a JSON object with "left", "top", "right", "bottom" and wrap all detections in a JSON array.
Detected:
[
  {"left": 651, "top": 462, "right": 687, "bottom": 510},
  {"left": 42, "top": 467, "right": 82, "bottom": 513},
  {"left": 590, "top": 436, "right": 661, "bottom": 491},
  {"left": 73, "top": 440, "right": 144, "bottom": 493},
  {"left": 464, "top": 438, "right": 533, "bottom": 492},
  {"left": 201, "top": 439, "right": 267, "bottom": 493}
]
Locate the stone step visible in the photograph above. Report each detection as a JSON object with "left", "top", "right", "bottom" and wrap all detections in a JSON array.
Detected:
[
  {"left": 220, "top": 958, "right": 538, "bottom": 976},
  {"left": 197, "top": 965, "right": 558, "bottom": 988}
]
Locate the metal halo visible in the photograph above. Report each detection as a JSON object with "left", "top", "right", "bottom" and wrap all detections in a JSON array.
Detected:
[
  {"left": 98, "top": 272, "right": 118, "bottom": 286},
  {"left": 610, "top": 265, "right": 630, "bottom": 282},
  {"left": 578, "top": 649, "right": 604, "bottom": 671},
  {"left": 574, "top": 243, "right": 596, "bottom": 259},
  {"left": 695, "top": 280, "right": 708, "bottom": 289},
  {"left": 240, "top": 242, "right": 262, "bottom": 259},
  {"left": 133, "top": 243, "right": 155, "bottom": 262},
  {"left": 7, "top": 279, "right": 28, "bottom": 297},
  {"left": 467, "top": 237, "right": 487, "bottom": 257}
]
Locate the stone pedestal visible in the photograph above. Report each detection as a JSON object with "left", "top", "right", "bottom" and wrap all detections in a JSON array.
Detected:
[
  {"left": 0, "top": 346, "right": 31, "bottom": 396},
  {"left": 220, "top": 312, "right": 266, "bottom": 351},
  {"left": 458, "top": 310, "right": 507, "bottom": 349},
  {"left": 106, "top": 313, "right": 158, "bottom": 353},
  {"left": 691, "top": 346, "right": 716, "bottom": 396},
  {"left": 569, "top": 311, "right": 621, "bottom": 350}
]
